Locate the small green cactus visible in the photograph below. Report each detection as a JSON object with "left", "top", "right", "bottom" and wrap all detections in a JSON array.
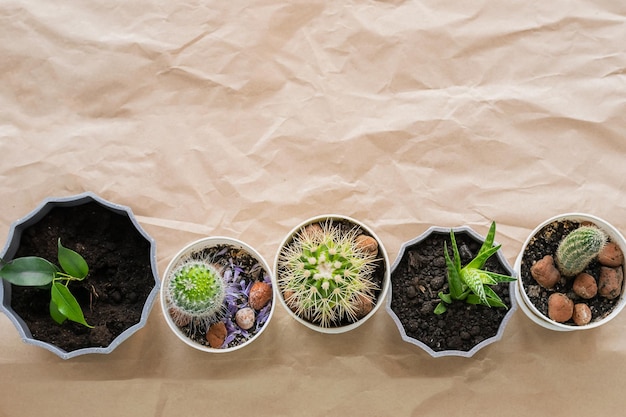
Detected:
[
  {"left": 166, "top": 260, "right": 226, "bottom": 326},
  {"left": 556, "top": 225, "right": 607, "bottom": 276},
  {"left": 277, "top": 220, "right": 380, "bottom": 328}
]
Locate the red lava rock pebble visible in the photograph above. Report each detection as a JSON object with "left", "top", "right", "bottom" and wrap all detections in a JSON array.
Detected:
[
  {"left": 249, "top": 281, "right": 273, "bottom": 310},
  {"left": 572, "top": 273, "right": 598, "bottom": 299},
  {"left": 598, "top": 242, "right": 624, "bottom": 267},
  {"left": 355, "top": 234, "right": 379, "bottom": 256},
  {"left": 531, "top": 255, "right": 561, "bottom": 289},
  {"left": 206, "top": 321, "right": 227, "bottom": 348},
  {"left": 353, "top": 293, "right": 374, "bottom": 318},
  {"left": 548, "top": 293, "right": 574, "bottom": 323},
  {"left": 598, "top": 266, "right": 624, "bottom": 300},
  {"left": 572, "top": 303, "right": 592, "bottom": 325}
]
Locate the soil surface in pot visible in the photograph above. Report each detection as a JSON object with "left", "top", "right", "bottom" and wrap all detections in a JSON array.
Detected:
[
  {"left": 390, "top": 231, "right": 512, "bottom": 353},
  {"left": 9, "top": 202, "right": 155, "bottom": 353},
  {"left": 277, "top": 219, "right": 386, "bottom": 329},
  {"left": 520, "top": 220, "right": 620, "bottom": 324}
]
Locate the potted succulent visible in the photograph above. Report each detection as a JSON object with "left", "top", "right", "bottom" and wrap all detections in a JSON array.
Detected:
[
  {"left": 160, "top": 237, "right": 275, "bottom": 352},
  {"left": 386, "top": 222, "right": 517, "bottom": 357},
  {"left": 0, "top": 192, "right": 160, "bottom": 359},
  {"left": 273, "top": 215, "right": 390, "bottom": 334},
  {"left": 515, "top": 213, "right": 626, "bottom": 331}
]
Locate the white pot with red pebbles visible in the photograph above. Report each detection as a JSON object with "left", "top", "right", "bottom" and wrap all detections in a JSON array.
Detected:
[{"left": 515, "top": 213, "right": 626, "bottom": 331}]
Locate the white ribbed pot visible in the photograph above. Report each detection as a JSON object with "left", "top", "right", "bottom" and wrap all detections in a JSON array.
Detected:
[
  {"left": 515, "top": 213, "right": 626, "bottom": 331},
  {"left": 161, "top": 237, "right": 275, "bottom": 353},
  {"left": 0, "top": 192, "right": 160, "bottom": 359},
  {"left": 274, "top": 215, "right": 390, "bottom": 334},
  {"left": 386, "top": 225, "right": 517, "bottom": 358}
]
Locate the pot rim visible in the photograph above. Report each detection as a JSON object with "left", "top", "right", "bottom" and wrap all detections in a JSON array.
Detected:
[
  {"left": 385, "top": 224, "right": 518, "bottom": 358},
  {"left": 273, "top": 214, "right": 391, "bottom": 334},
  {"left": 514, "top": 212, "right": 626, "bottom": 331},
  {"left": 0, "top": 191, "right": 160, "bottom": 359},
  {"left": 160, "top": 236, "right": 276, "bottom": 353}
]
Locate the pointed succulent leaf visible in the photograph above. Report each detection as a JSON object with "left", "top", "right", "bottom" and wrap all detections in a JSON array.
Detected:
[
  {"left": 438, "top": 291, "right": 452, "bottom": 304},
  {"left": 434, "top": 302, "right": 447, "bottom": 315},
  {"left": 51, "top": 282, "right": 93, "bottom": 328},
  {"left": 0, "top": 257, "right": 57, "bottom": 286},
  {"left": 477, "top": 221, "right": 497, "bottom": 257},
  {"left": 58, "top": 239, "right": 89, "bottom": 279},
  {"left": 461, "top": 268, "right": 488, "bottom": 306},
  {"left": 481, "top": 270, "right": 517, "bottom": 283},
  {"left": 466, "top": 244, "right": 501, "bottom": 270},
  {"left": 444, "top": 242, "right": 464, "bottom": 299}
]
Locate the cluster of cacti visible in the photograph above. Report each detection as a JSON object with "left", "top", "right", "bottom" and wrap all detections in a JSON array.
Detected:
[
  {"left": 277, "top": 221, "right": 380, "bottom": 328},
  {"left": 166, "top": 259, "right": 226, "bottom": 327},
  {"left": 556, "top": 226, "right": 608, "bottom": 276},
  {"left": 435, "top": 222, "right": 516, "bottom": 314}
]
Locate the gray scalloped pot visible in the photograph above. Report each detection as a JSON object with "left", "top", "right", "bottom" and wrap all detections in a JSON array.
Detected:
[
  {"left": 161, "top": 237, "right": 276, "bottom": 353},
  {"left": 385, "top": 225, "right": 518, "bottom": 358},
  {"left": 0, "top": 192, "right": 160, "bottom": 360},
  {"left": 273, "top": 215, "right": 390, "bottom": 334},
  {"left": 514, "top": 213, "right": 626, "bottom": 331}
]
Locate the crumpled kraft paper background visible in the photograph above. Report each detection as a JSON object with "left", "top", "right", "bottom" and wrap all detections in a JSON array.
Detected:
[{"left": 1, "top": 1, "right": 625, "bottom": 416}]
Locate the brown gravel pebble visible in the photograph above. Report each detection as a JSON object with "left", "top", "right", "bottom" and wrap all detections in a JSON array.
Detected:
[
  {"left": 206, "top": 321, "right": 227, "bottom": 348},
  {"left": 355, "top": 234, "right": 379, "bottom": 256},
  {"left": 249, "top": 281, "right": 273, "bottom": 310},
  {"left": 572, "top": 273, "right": 598, "bottom": 299},
  {"left": 548, "top": 293, "right": 574, "bottom": 323},
  {"left": 598, "top": 266, "right": 624, "bottom": 300},
  {"left": 598, "top": 242, "right": 624, "bottom": 267},
  {"left": 572, "top": 303, "right": 592, "bottom": 325},
  {"left": 531, "top": 255, "right": 561, "bottom": 289}
]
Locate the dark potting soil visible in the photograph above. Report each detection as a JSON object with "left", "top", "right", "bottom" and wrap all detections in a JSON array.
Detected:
[
  {"left": 390, "top": 231, "right": 513, "bottom": 353},
  {"left": 9, "top": 202, "right": 155, "bottom": 353},
  {"left": 165, "top": 243, "right": 273, "bottom": 349},
  {"left": 520, "top": 220, "right": 619, "bottom": 323},
  {"left": 276, "top": 219, "right": 387, "bottom": 328}
]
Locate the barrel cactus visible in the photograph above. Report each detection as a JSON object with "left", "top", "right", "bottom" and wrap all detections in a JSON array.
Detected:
[
  {"left": 277, "top": 220, "right": 380, "bottom": 328},
  {"left": 556, "top": 226, "right": 608, "bottom": 276},
  {"left": 165, "top": 260, "right": 226, "bottom": 327}
]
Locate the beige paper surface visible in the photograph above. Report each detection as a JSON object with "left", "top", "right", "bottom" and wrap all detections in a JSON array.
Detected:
[{"left": 1, "top": 1, "right": 626, "bottom": 416}]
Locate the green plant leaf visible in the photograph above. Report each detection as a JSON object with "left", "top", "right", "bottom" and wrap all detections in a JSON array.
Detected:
[
  {"left": 438, "top": 291, "right": 452, "bottom": 304},
  {"left": 49, "top": 299, "right": 67, "bottom": 325},
  {"left": 57, "top": 239, "right": 88, "bottom": 279},
  {"left": 51, "top": 282, "right": 93, "bottom": 328},
  {"left": 480, "top": 270, "right": 517, "bottom": 284},
  {"left": 466, "top": 244, "right": 501, "bottom": 271},
  {"left": 444, "top": 240, "right": 464, "bottom": 299},
  {"left": 461, "top": 268, "right": 488, "bottom": 306},
  {"left": 0, "top": 257, "right": 57, "bottom": 286},
  {"left": 434, "top": 302, "right": 447, "bottom": 315}
]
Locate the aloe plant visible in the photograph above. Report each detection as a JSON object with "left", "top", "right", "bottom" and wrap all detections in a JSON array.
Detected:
[
  {"left": 434, "top": 222, "right": 516, "bottom": 315},
  {"left": 0, "top": 239, "right": 92, "bottom": 327}
]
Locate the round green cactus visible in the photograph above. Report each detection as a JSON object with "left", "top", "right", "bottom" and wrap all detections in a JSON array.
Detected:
[
  {"left": 556, "top": 225, "right": 607, "bottom": 276},
  {"left": 166, "top": 260, "right": 226, "bottom": 325},
  {"left": 277, "top": 221, "right": 379, "bottom": 327}
]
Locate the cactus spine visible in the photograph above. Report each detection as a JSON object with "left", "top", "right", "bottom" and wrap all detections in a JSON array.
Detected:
[
  {"left": 277, "top": 220, "right": 379, "bottom": 328},
  {"left": 166, "top": 260, "right": 226, "bottom": 326},
  {"left": 556, "top": 226, "right": 607, "bottom": 276}
]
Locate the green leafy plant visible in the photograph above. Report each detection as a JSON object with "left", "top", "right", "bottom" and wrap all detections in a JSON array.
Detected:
[
  {"left": 0, "top": 239, "right": 92, "bottom": 327},
  {"left": 434, "top": 222, "right": 516, "bottom": 315},
  {"left": 556, "top": 225, "right": 607, "bottom": 276},
  {"left": 277, "top": 220, "right": 379, "bottom": 328}
]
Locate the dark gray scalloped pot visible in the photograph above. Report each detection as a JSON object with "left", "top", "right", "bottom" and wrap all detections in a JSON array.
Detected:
[
  {"left": 0, "top": 192, "right": 160, "bottom": 359},
  {"left": 385, "top": 225, "right": 517, "bottom": 358}
]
